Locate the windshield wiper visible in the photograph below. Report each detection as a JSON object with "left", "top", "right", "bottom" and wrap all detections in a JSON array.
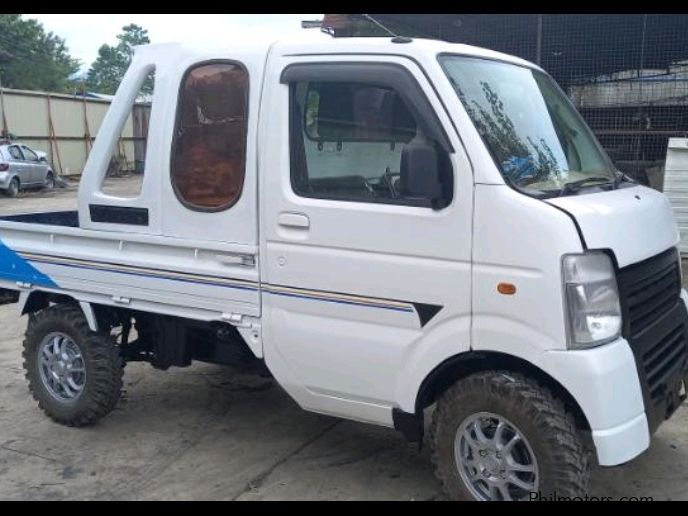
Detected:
[
  {"left": 558, "top": 176, "right": 614, "bottom": 197},
  {"left": 613, "top": 170, "right": 635, "bottom": 188},
  {"left": 502, "top": 173, "right": 551, "bottom": 199}
]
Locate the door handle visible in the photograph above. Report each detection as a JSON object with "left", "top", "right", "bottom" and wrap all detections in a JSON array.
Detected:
[
  {"left": 278, "top": 212, "right": 310, "bottom": 229},
  {"left": 216, "top": 253, "right": 255, "bottom": 267}
]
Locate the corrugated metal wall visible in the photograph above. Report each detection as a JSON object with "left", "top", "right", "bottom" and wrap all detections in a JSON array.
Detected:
[
  {"left": 0, "top": 87, "right": 150, "bottom": 176},
  {"left": 663, "top": 138, "right": 688, "bottom": 253}
]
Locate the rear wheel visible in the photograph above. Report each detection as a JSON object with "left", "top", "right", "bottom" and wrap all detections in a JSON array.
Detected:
[
  {"left": 430, "top": 371, "right": 590, "bottom": 501},
  {"left": 5, "top": 177, "right": 19, "bottom": 197},
  {"left": 23, "top": 304, "right": 124, "bottom": 427}
]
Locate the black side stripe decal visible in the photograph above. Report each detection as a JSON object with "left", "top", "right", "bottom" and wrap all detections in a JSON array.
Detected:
[
  {"left": 90, "top": 205, "right": 149, "bottom": 226},
  {"left": 413, "top": 303, "right": 443, "bottom": 327}
]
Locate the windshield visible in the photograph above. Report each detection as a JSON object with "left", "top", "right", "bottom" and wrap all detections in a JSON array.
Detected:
[{"left": 440, "top": 55, "right": 617, "bottom": 197}]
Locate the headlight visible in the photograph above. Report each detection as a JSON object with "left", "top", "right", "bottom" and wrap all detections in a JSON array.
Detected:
[{"left": 562, "top": 251, "right": 622, "bottom": 349}]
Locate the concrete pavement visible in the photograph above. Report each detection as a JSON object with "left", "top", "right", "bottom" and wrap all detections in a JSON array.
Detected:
[{"left": 0, "top": 176, "right": 686, "bottom": 501}]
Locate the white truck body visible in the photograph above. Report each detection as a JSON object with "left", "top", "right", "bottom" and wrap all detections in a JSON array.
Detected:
[{"left": 1, "top": 36, "right": 686, "bottom": 500}]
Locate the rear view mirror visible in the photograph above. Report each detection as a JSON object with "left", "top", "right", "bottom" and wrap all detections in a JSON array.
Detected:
[{"left": 400, "top": 133, "right": 445, "bottom": 208}]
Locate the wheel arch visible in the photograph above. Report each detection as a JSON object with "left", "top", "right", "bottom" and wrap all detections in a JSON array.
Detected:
[
  {"left": 9, "top": 174, "right": 21, "bottom": 188},
  {"left": 415, "top": 351, "right": 591, "bottom": 434},
  {"left": 19, "top": 290, "right": 98, "bottom": 332}
]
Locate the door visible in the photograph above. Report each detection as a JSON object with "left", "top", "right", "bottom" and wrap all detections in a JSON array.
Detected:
[
  {"left": 260, "top": 55, "right": 474, "bottom": 424},
  {"left": 7, "top": 145, "right": 31, "bottom": 186},
  {"left": 20, "top": 145, "right": 42, "bottom": 184}
]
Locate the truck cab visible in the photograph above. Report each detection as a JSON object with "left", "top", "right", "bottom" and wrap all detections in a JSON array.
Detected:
[{"left": 0, "top": 36, "right": 686, "bottom": 501}]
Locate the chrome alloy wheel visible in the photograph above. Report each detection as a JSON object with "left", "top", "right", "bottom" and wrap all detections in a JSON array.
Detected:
[
  {"left": 455, "top": 412, "right": 539, "bottom": 501},
  {"left": 37, "top": 332, "right": 86, "bottom": 402}
]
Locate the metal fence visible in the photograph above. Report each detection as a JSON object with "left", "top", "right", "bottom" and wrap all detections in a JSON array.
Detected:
[
  {"left": 0, "top": 87, "right": 150, "bottom": 177},
  {"left": 363, "top": 14, "right": 688, "bottom": 186}
]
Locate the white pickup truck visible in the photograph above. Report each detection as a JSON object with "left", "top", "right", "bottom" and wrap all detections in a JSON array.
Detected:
[{"left": 0, "top": 36, "right": 686, "bottom": 501}]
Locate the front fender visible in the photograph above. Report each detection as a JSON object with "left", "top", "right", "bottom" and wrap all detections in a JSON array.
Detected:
[
  {"left": 395, "top": 314, "right": 471, "bottom": 413},
  {"left": 407, "top": 314, "right": 647, "bottom": 464},
  {"left": 472, "top": 317, "right": 645, "bottom": 434},
  {"left": 396, "top": 313, "right": 556, "bottom": 414}
]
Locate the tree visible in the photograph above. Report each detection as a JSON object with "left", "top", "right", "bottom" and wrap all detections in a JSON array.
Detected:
[
  {"left": 0, "top": 14, "right": 80, "bottom": 92},
  {"left": 86, "top": 24, "right": 152, "bottom": 95}
]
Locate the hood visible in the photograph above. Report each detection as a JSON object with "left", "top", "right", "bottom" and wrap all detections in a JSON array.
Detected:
[{"left": 546, "top": 184, "right": 679, "bottom": 268}]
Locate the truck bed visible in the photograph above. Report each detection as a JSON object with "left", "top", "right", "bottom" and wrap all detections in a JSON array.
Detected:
[{"left": 0, "top": 215, "right": 261, "bottom": 325}]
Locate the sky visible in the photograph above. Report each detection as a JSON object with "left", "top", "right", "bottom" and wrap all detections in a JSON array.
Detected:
[{"left": 25, "top": 14, "right": 325, "bottom": 75}]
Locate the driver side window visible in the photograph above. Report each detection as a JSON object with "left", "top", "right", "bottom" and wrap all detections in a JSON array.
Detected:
[
  {"left": 22, "top": 146, "right": 38, "bottom": 162},
  {"left": 290, "top": 80, "right": 447, "bottom": 206}
]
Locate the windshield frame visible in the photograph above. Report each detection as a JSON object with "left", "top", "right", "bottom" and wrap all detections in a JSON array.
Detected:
[{"left": 437, "top": 52, "right": 620, "bottom": 199}]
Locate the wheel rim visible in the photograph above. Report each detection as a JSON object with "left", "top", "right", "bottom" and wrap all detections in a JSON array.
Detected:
[
  {"left": 37, "top": 332, "right": 86, "bottom": 402},
  {"left": 10, "top": 179, "right": 18, "bottom": 196},
  {"left": 454, "top": 412, "right": 539, "bottom": 501},
  {"left": 46, "top": 175, "right": 54, "bottom": 188}
]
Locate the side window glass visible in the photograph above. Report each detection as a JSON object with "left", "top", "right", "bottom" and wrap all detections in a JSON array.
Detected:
[
  {"left": 22, "top": 147, "right": 38, "bottom": 162},
  {"left": 290, "top": 80, "right": 451, "bottom": 207},
  {"left": 171, "top": 62, "right": 249, "bottom": 211},
  {"left": 9, "top": 146, "right": 24, "bottom": 160},
  {"left": 304, "top": 83, "right": 416, "bottom": 143},
  {"left": 101, "top": 68, "right": 154, "bottom": 199}
]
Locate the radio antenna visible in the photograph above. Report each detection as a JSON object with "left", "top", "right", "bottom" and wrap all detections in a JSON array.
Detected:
[{"left": 360, "top": 14, "right": 398, "bottom": 38}]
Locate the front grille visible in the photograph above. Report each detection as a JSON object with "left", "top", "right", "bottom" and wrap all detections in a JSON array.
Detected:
[
  {"left": 642, "top": 321, "right": 687, "bottom": 403},
  {"left": 618, "top": 247, "right": 681, "bottom": 338},
  {"left": 617, "top": 246, "right": 688, "bottom": 432}
]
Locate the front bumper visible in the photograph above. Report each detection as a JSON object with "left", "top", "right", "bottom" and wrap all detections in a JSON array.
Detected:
[
  {"left": 541, "top": 337, "right": 650, "bottom": 466},
  {"left": 592, "top": 413, "right": 650, "bottom": 467},
  {"left": 541, "top": 287, "right": 688, "bottom": 467}
]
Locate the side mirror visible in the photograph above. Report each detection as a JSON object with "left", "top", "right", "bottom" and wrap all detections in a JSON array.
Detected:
[{"left": 400, "top": 134, "right": 444, "bottom": 207}]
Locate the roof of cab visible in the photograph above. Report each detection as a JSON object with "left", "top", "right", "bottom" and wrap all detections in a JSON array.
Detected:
[
  {"left": 270, "top": 36, "right": 541, "bottom": 71},
  {"left": 134, "top": 36, "right": 541, "bottom": 73}
]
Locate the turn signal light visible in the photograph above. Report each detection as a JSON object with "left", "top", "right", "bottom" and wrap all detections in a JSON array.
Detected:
[{"left": 497, "top": 282, "right": 517, "bottom": 295}]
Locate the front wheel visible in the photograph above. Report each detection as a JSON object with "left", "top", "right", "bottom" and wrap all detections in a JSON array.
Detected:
[
  {"left": 44, "top": 172, "right": 55, "bottom": 190},
  {"left": 23, "top": 304, "right": 124, "bottom": 427},
  {"left": 430, "top": 371, "right": 590, "bottom": 501}
]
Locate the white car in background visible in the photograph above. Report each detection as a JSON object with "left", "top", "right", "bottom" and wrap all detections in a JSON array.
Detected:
[{"left": 0, "top": 142, "right": 56, "bottom": 197}]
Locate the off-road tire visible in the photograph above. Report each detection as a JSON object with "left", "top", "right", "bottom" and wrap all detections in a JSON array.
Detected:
[
  {"left": 23, "top": 304, "right": 123, "bottom": 427},
  {"left": 430, "top": 370, "right": 590, "bottom": 501}
]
